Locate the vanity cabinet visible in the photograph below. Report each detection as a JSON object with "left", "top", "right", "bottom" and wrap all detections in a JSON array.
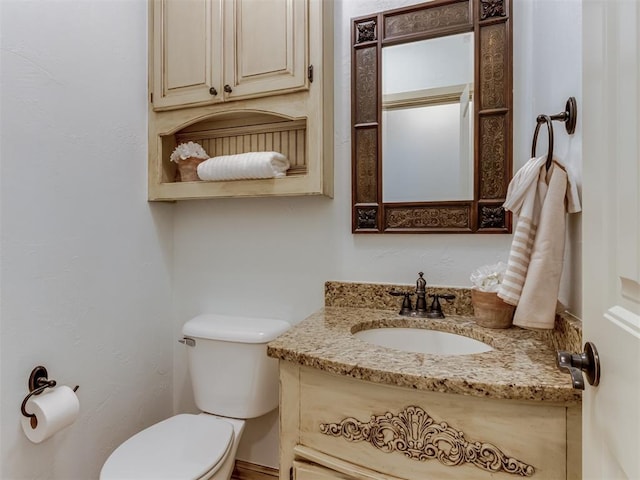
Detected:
[
  {"left": 148, "top": 0, "right": 333, "bottom": 201},
  {"left": 280, "top": 363, "right": 581, "bottom": 480},
  {"left": 151, "top": 0, "right": 308, "bottom": 111}
]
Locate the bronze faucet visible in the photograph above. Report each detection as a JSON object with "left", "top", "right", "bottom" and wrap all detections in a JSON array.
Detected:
[
  {"left": 389, "top": 272, "right": 455, "bottom": 318},
  {"left": 414, "top": 272, "right": 428, "bottom": 316}
]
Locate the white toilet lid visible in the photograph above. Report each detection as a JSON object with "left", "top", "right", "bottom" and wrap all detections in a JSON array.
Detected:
[{"left": 100, "top": 414, "right": 234, "bottom": 480}]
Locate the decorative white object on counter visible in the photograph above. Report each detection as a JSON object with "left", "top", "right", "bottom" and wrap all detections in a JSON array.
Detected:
[
  {"left": 197, "top": 151, "right": 290, "bottom": 181},
  {"left": 170, "top": 142, "right": 210, "bottom": 182},
  {"left": 470, "top": 262, "right": 507, "bottom": 292}
]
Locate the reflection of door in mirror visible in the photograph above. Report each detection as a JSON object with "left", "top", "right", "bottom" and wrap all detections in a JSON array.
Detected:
[{"left": 382, "top": 33, "right": 474, "bottom": 203}]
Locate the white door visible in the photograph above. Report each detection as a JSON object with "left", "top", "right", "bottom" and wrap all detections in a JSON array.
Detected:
[{"left": 582, "top": 1, "right": 640, "bottom": 479}]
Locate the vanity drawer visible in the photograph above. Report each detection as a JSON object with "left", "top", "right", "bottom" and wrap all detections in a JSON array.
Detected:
[
  {"left": 297, "top": 366, "right": 569, "bottom": 480},
  {"left": 293, "top": 460, "right": 356, "bottom": 480}
]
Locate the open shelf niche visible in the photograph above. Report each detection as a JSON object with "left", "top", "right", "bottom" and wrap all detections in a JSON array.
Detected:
[{"left": 148, "top": 110, "right": 332, "bottom": 201}]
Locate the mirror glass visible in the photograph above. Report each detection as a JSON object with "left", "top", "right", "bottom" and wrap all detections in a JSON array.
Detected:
[{"left": 382, "top": 33, "right": 474, "bottom": 203}]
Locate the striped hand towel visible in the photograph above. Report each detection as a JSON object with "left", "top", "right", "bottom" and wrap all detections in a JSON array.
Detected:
[
  {"left": 512, "top": 164, "right": 571, "bottom": 329},
  {"left": 498, "top": 156, "right": 581, "bottom": 320},
  {"left": 498, "top": 156, "right": 548, "bottom": 306}
]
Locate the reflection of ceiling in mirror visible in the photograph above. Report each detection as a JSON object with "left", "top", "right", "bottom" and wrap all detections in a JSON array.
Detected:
[{"left": 382, "top": 33, "right": 474, "bottom": 95}]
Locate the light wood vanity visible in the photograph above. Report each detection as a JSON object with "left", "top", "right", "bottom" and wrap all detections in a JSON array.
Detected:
[{"left": 268, "top": 282, "right": 582, "bottom": 480}]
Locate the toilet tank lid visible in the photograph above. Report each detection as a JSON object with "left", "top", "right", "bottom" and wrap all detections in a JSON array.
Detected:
[{"left": 183, "top": 314, "right": 290, "bottom": 343}]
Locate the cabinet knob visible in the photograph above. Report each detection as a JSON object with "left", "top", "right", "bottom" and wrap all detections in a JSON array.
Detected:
[
  {"left": 209, "top": 87, "right": 218, "bottom": 96},
  {"left": 223, "top": 84, "right": 233, "bottom": 94}
]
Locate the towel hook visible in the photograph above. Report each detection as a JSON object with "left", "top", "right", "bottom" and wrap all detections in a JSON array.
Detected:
[{"left": 531, "top": 97, "right": 578, "bottom": 170}]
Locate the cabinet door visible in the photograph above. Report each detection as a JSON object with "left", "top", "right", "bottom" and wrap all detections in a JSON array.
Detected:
[
  {"left": 223, "top": 0, "right": 308, "bottom": 100},
  {"left": 152, "top": 0, "right": 222, "bottom": 109}
]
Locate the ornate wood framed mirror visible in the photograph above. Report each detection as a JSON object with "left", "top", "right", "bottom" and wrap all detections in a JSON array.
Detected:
[{"left": 351, "top": 0, "right": 512, "bottom": 233}]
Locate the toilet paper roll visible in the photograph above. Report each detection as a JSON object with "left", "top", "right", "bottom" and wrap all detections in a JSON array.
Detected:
[{"left": 21, "top": 386, "right": 80, "bottom": 443}]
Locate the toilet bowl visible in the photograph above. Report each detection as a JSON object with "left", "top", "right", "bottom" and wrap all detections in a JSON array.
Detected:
[
  {"left": 100, "top": 314, "right": 289, "bottom": 480},
  {"left": 100, "top": 414, "right": 243, "bottom": 480}
]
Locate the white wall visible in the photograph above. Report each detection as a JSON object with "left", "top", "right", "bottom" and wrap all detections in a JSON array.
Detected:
[
  {"left": 172, "top": 0, "right": 583, "bottom": 469},
  {"left": 522, "top": 0, "right": 584, "bottom": 316},
  {"left": 0, "top": 1, "right": 175, "bottom": 479}
]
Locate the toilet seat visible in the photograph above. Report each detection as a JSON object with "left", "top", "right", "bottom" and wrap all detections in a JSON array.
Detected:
[{"left": 100, "top": 414, "right": 234, "bottom": 480}]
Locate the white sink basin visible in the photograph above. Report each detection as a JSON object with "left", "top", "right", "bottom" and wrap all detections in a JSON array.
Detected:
[{"left": 353, "top": 327, "right": 492, "bottom": 355}]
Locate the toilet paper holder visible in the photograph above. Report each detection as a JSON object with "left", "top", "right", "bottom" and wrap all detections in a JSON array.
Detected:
[{"left": 21, "top": 366, "right": 79, "bottom": 419}]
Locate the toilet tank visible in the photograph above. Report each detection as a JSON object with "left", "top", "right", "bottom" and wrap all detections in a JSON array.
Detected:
[{"left": 181, "top": 314, "right": 290, "bottom": 419}]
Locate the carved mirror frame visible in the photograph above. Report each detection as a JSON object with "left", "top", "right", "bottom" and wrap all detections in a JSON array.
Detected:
[{"left": 351, "top": 0, "right": 513, "bottom": 233}]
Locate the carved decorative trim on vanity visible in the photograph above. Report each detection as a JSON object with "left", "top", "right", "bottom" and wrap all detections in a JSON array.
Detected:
[{"left": 320, "top": 405, "right": 535, "bottom": 477}]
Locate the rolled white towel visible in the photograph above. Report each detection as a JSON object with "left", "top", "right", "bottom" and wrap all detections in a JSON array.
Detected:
[{"left": 197, "top": 151, "right": 290, "bottom": 181}]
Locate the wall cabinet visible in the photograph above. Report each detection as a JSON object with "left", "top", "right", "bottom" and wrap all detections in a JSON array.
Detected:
[
  {"left": 148, "top": 0, "right": 333, "bottom": 201},
  {"left": 152, "top": 0, "right": 308, "bottom": 111},
  {"left": 280, "top": 363, "right": 581, "bottom": 480}
]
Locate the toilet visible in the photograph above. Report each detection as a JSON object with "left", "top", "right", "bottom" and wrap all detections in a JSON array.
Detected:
[{"left": 100, "top": 313, "right": 290, "bottom": 480}]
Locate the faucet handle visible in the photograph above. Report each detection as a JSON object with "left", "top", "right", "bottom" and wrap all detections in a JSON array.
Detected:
[
  {"left": 389, "top": 290, "right": 414, "bottom": 315},
  {"left": 426, "top": 293, "right": 456, "bottom": 318},
  {"left": 388, "top": 290, "right": 407, "bottom": 296},
  {"left": 436, "top": 293, "right": 456, "bottom": 301}
]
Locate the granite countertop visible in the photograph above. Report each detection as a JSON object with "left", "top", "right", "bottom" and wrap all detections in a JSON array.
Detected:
[{"left": 267, "top": 282, "right": 582, "bottom": 404}]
